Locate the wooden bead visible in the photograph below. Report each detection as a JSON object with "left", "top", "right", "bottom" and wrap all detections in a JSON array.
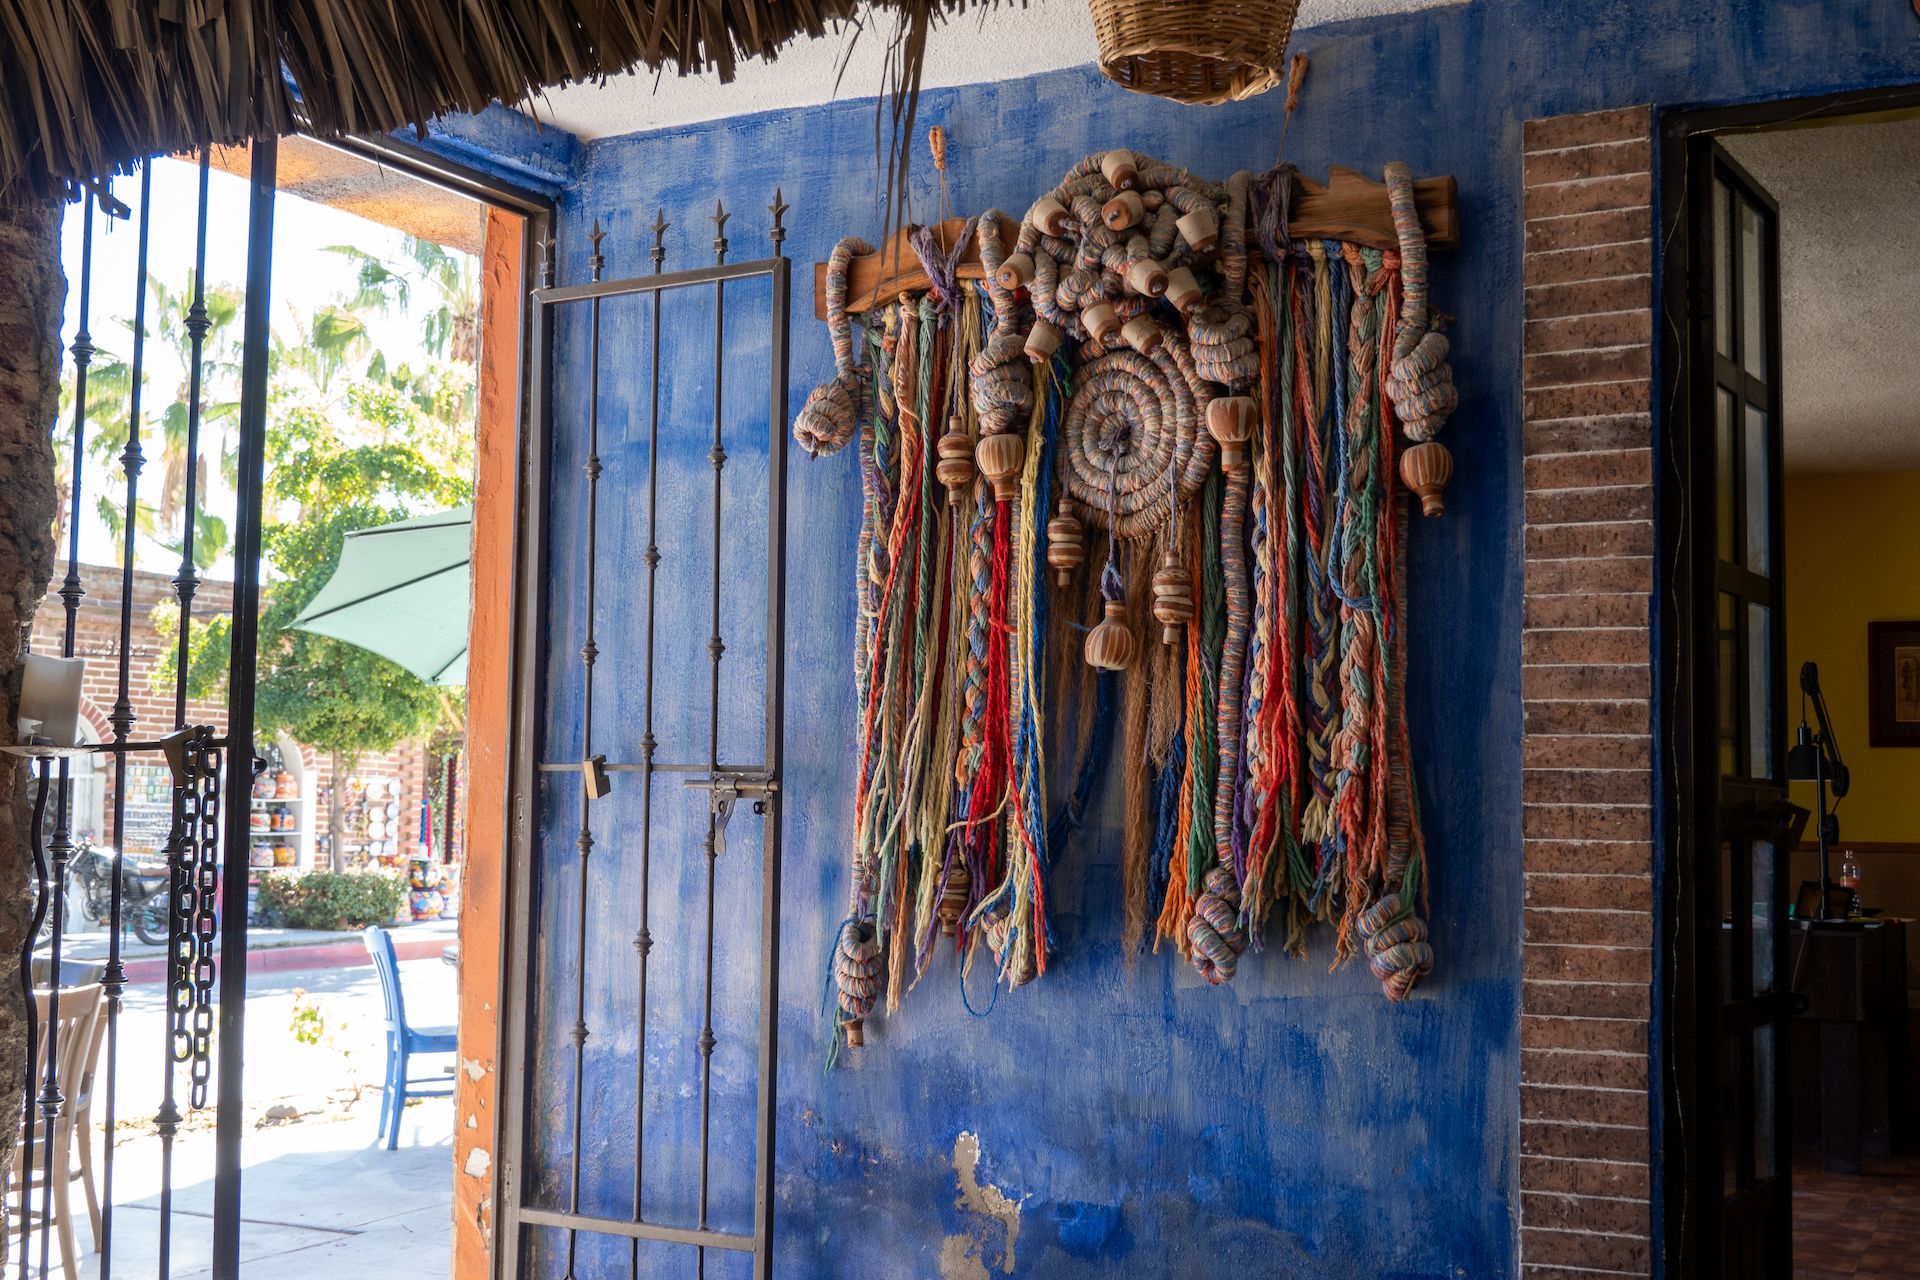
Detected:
[
  {"left": 1121, "top": 315, "right": 1163, "bottom": 355},
  {"left": 1399, "top": 440, "right": 1454, "bottom": 517},
  {"left": 935, "top": 422, "right": 976, "bottom": 505},
  {"left": 996, "top": 251, "right": 1035, "bottom": 292},
  {"left": 936, "top": 857, "right": 971, "bottom": 937},
  {"left": 1206, "top": 396, "right": 1257, "bottom": 472},
  {"left": 1164, "top": 267, "right": 1204, "bottom": 317},
  {"left": 1084, "top": 599, "right": 1137, "bottom": 672},
  {"left": 843, "top": 1018, "right": 866, "bottom": 1047},
  {"left": 1124, "top": 251, "right": 1168, "bottom": 298},
  {"left": 975, "top": 431, "right": 1026, "bottom": 503},
  {"left": 1047, "top": 502, "right": 1085, "bottom": 586},
  {"left": 1102, "top": 190, "right": 1145, "bottom": 232},
  {"left": 1082, "top": 301, "right": 1122, "bottom": 345},
  {"left": 1029, "top": 196, "right": 1071, "bottom": 237},
  {"left": 1025, "top": 318, "right": 1061, "bottom": 363},
  {"left": 1151, "top": 552, "right": 1193, "bottom": 646},
  {"left": 1100, "top": 149, "right": 1139, "bottom": 191},
  {"left": 1177, "top": 206, "right": 1219, "bottom": 253}
]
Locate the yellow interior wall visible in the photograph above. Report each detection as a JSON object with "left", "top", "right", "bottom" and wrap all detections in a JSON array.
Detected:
[{"left": 1784, "top": 469, "right": 1920, "bottom": 844}]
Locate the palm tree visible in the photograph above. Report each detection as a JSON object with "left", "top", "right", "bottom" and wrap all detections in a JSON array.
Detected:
[
  {"left": 60, "top": 271, "right": 245, "bottom": 568},
  {"left": 329, "top": 236, "right": 480, "bottom": 364}
]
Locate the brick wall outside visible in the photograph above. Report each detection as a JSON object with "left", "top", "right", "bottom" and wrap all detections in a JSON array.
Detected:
[
  {"left": 31, "top": 561, "right": 436, "bottom": 862},
  {"left": 1519, "top": 105, "right": 1658, "bottom": 1279}
]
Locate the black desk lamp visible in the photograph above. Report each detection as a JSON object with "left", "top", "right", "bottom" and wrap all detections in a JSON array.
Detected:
[{"left": 1786, "top": 661, "right": 1850, "bottom": 920}]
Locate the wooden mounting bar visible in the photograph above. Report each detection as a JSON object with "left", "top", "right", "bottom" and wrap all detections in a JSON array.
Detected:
[{"left": 812, "top": 167, "right": 1459, "bottom": 319}]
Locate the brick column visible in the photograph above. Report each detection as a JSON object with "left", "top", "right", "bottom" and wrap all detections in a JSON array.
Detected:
[{"left": 1518, "top": 106, "right": 1657, "bottom": 1279}]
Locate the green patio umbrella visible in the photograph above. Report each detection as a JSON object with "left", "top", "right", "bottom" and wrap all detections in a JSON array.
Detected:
[{"left": 291, "top": 506, "right": 471, "bottom": 686}]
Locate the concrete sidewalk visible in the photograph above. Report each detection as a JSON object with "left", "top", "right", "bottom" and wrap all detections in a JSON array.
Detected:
[
  {"left": 28, "top": 956, "right": 461, "bottom": 1279},
  {"left": 42, "top": 915, "right": 460, "bottom": 983}
]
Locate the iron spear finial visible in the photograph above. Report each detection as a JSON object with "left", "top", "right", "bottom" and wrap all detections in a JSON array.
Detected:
[
  {"left": 769, "top": 188, "right": 789, "bottom": 255},
  {"left": 711, "top": 199, "right": 730, "bottom": 264}
]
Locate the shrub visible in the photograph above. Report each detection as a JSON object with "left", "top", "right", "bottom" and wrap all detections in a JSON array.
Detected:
[{"left": 257, "top": 870, "right": 406, "bottom": 931}]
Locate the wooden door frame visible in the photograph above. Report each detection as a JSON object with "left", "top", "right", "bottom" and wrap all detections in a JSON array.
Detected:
[{"left": 1655, "top": 81, "right": 1920, "bottom": 1280}]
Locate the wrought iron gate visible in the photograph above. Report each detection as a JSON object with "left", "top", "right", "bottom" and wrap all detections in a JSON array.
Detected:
[
  {"left": 496, "top": 196, "right": 790, "bottom": 1279},
  {"left": 14, "top": 139, "right": 278, "bottom": 1278}
]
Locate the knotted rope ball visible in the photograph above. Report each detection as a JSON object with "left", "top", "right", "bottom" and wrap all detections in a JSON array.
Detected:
[
  {"left": 1355, "top": 893, "right": 1433, "bottom": 1002},
  {"left": 833, "top": 921, "right": 881, "bottom": 1043},
  {"left": 1060, "top": 333, "right": 1215, "bottom": 540},
  {"left": 795, "top": 236, "right": 876, "bottom": 458},
  {"left": 1187, "top": 866, "right": 1248, "bottom": 985}
]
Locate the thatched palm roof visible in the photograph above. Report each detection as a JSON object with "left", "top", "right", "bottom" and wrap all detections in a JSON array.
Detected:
[{"left": 1, "top": 0, "right": 989, "bottom": 201}]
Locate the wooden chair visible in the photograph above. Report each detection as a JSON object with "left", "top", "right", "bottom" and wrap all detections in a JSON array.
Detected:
[
  {"left": 362, "top": 927, "right": 455, "bottom": 1149},
  {"left": 11, "top": 983, "right": 105, "bottom": 1280}
]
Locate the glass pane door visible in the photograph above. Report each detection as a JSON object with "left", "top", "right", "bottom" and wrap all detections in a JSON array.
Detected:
[{"left": 1697, "top": 140, "right": 1796, "bottom": 1279}]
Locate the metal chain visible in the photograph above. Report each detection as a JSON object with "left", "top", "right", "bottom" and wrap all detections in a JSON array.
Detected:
[
  {"left": 165, "top": 737, "right": 199, "bottom": 1066},
  {"left": 188, "top": 738, "right": 222, "bottom": 1108}
]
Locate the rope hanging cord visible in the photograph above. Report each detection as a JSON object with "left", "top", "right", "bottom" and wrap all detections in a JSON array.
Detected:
[{"left": 795, "top": 235, "right": 877, "bottom": 458}]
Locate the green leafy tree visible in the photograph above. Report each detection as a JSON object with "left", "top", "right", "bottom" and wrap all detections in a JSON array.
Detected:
[{"left": 162, "top": 357, "right": 472, "bottom": 867}]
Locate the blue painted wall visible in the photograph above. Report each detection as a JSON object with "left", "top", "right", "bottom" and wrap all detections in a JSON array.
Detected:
[{"left": 488, "top": 3, "right": 1920, "bottom": 1276}]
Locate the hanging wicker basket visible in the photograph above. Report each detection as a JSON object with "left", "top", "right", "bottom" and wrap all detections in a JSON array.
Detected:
[{"left": 1090, "top": 0, "right": 1298, "bottom": 105}]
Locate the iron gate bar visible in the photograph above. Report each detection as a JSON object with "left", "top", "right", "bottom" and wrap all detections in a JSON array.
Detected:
[
  {"left": 495, "top": 231, "right": 559, "bottom": 1280},
  {"left": 531, "top": 257, "right": 789, "bottom": 305},
  {"left": 561, "top": 216, "right": 609, "bottom": 1280},
  {"left": 519, "top": 1206, "right": 752, "bottom": 1252},
  {"left": 752, "top": 187, "right": 790, "bottom": 1278},
  {"left": 26, "top": 757, "right": 56, "bottom": 1280},
  {"left": 630, "top": 207, "right": 667, "bottom": 1279},
  {"left": 210, "top": 136, "right": 278, "bottom": 1279},
  {"left": 20, "top": 176, "right": 103, "bottom": 1280},
  {"left": 538, "top": 760, "right": 769, "bottom": 775},
  {"left": 156, "top": 144, "right": 214, "bottom": 1280},
  {"left": 98, "top": 157, "right": 155, "bottom": 1280},
  {"left": 694, "top": 199, "right": 731, "bottom": 1280},
  {"left": 505, "top": 195, "right": 789, "bottom": 1280}
]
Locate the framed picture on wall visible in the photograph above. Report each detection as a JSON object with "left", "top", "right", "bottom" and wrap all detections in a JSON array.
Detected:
[{"left": 1868, "top": 621, "right": 1920, "bottom": 747}]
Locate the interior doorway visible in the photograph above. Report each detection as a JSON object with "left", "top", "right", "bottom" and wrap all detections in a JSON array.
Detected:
[
  {"left": 1662, "top": 91, "right": 1920, "bottom": 1280},
  {"left": 25, "top": 132, "right": 545, "bottom": 1280}
]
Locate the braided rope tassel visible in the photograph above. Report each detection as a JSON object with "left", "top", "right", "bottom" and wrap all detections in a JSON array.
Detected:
[
  {"left": 1299, "top": 242, "right": 1342, "bottom": 874},
  {"left": 1212, "top": 453, "right": 1252, "bottom": 882}
]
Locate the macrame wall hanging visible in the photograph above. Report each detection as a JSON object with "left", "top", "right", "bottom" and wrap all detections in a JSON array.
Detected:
[{"left": 795, "top": 140, "right": 1462, "bottom": 1055}]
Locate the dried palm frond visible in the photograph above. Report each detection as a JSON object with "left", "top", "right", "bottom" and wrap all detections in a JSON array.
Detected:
[{"left": 0, "top": 0, "right": 1011, "bottom": 204}]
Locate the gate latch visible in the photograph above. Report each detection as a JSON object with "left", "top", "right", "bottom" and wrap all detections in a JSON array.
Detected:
[{"left": 684, "top": 772, "right": 778, "bottom": 832}]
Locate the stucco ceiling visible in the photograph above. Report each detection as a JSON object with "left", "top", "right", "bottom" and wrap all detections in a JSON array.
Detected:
[
  {"left": 530, "top": 0, "right": 1466, "bottom": 140},
  {"left": 1723, "top": 116, "right": 1920, "bottom": 474}
]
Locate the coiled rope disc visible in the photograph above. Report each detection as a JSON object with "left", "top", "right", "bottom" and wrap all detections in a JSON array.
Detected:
[{"left": 1060, "top": 334, "right": 1216, "bottom": 540}]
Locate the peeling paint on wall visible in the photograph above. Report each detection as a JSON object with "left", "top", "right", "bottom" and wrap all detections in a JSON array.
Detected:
[
  {"left": 464, "top": 1147, "right": 492, "bottom": 1179},
  {"left": 943, "top": 1132, "right": 1023, "bottom": 1277}
]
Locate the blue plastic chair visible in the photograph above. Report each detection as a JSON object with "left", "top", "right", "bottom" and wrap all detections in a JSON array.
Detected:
[{"left": 362, "top": 926, "right": 456, "bottom": 1149}]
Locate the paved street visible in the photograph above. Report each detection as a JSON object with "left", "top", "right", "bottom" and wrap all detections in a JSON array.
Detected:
[{"left": 39, "top": 957, "right": 461, "bottom": 1279}]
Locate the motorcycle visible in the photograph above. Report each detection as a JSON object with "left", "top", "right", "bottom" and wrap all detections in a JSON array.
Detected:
[{"left": 35, "top": 838, "right": 174, "bottom": 948}]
